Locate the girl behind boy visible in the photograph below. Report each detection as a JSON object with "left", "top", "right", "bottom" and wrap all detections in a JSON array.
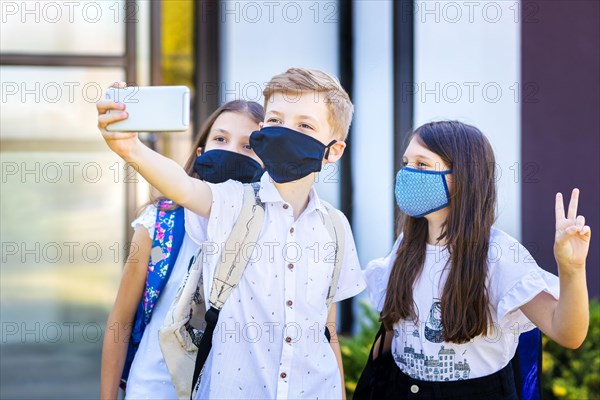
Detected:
[
  {"left": 99, "top": 100, "right": 264, "bottom": 400},
  {"left": 363, "top": 121, "right": 591, "bottom": 399}
]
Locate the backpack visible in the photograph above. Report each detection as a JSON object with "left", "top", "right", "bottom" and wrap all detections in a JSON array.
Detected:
[
  {"left": 511, "top": 328, "right": 543, "bottom": 400},
  {"left": 158, "top": 183, "right": 346, "bottom": 399},
  {"left": 120, "top": 199, "right": 186, "bottom": 389}
]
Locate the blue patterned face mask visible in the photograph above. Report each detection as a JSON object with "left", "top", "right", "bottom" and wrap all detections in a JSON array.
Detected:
[{"left": 395, "top": 167, "right": 452, "bottom": 218}]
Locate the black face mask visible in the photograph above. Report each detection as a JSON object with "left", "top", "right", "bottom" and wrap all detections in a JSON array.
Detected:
[
  {"left": 193, "top": 149, "right": 263, "bottom": 184},
  {"left": 249, "top": 126, "right": 336, "bottom": 183}
]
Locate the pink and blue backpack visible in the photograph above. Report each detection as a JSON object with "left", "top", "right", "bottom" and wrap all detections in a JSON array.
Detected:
[{"left": 120, "top": 199, "right": 185, "bottom": 389}]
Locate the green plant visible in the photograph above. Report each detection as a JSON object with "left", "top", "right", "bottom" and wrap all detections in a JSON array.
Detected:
[
  {"left": 340, "top": 301, "right": 380, "bottom": 398},
  {"left": 542, "top": 299, "right": 600, "bottom": 400}
]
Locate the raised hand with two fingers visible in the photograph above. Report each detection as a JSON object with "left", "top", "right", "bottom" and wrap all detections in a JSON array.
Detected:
[{"left": 554, "top": 188, "right": 592, "bottom": 273}]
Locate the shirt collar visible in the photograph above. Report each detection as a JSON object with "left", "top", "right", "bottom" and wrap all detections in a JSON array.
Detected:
[{"left": 258, "top": 172, "right": 327, "bottom": 214}]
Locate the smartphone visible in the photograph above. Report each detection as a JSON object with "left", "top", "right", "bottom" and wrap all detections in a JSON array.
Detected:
[{"left": 105, "top": 86, "right": 190, "bottom": 132}]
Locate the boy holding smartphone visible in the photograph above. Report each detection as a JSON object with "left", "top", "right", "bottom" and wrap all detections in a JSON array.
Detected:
[{"left": 97, "top": 67, "right": 366, "bottom": 399}]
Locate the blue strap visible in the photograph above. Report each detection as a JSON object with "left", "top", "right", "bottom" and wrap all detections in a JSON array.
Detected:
[
  {"left": 120, "top": 201, "right": 185, "bottom": 389},
  {"left": 161, "top": 205, "right": 185, "bottom": 291},
  {"left": 141, "top": 205, "right": 184, "bottom": 326},
  {"left": 517, "top": 328, "right": 542, "bottom": 400}
]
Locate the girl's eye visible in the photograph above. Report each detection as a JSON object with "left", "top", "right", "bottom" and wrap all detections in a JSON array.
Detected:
[
  {"left": 243, "top": 144, "right": 252, "bottom": 150},
  {"left": 299, "top": 123, "right": 314, "bottom": 130},
  {"left": 401, "top": 161, "right": 428, "bottom": 168},
  {"left": 266, "top": 118, "right": 281, "bottom": 124},
  {"left": 214, "top": 136, "right": 226, "bottom": 143}
]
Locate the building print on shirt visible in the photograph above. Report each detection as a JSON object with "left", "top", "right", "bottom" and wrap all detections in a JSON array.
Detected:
[
  {"left": 395, "top": 343, "right": 472, "bottom": 381},
  {"left": 424, "top": 300, "right": 443, "bottom": 343},
  {"left": 393, "top": 299, "right": 472, "bottom": 381}
]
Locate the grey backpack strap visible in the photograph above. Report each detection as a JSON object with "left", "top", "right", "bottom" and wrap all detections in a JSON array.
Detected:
[
  {"left": 191, "top": 183, "right": 263, "bottom": 397},
  {"left": 209, "top": 183, "right": 264, "bottom": 309},
  {"left": 317, "top": 203, "right": 346, "bottom": 307}
]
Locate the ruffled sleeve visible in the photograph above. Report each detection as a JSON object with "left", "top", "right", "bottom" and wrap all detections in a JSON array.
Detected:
[
  {"left": 131, "top": 204, "right": 158, "bottom": 239},
  {"left": 488, "top": 228, "right": 560, "bottom": 333},
  {"left": 363, "top": 237, "right": 402, "bottom": 312},
  {"left": 496, "top": 269, "right": 559, "bottom": 331}
]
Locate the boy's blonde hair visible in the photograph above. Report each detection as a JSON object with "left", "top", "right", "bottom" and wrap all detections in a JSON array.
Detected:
[{"left": 263, "top": 67, "right": 354, "bottom": 141}]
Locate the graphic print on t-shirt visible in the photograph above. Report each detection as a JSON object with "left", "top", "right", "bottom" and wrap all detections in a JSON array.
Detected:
[
  {"left": 424, "top": 300, "right": 443, "bottom": 343},
  {"left": 392, "top": 256, "right": 472, "bottom": 381},
  {"left": 393, "top": 314, "right": 473, "bottom": 380}
]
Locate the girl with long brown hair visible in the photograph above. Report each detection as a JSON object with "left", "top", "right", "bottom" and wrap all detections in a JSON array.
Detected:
[
  {"left": 99, "top": 99, "right": 264, "bottom": 400},
  {"left": 359, "top": 121, "right": 591, "bottom": 399}
]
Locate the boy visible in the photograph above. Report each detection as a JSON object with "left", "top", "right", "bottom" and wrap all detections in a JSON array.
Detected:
[{"left": 97, "top": 68, "right": 366, "bottom": 399}]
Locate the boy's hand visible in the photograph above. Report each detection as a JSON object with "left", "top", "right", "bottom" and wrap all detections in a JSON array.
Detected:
[
  {"left": 554, "top": 188, "right": 591, "bottom": 273},
  {"left": 96, "top": 82, "right": 139, "bottom": 159}
]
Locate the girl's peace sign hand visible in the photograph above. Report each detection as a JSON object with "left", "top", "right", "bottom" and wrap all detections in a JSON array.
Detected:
[{"left": 554, "top": 188, "right": 591, "bottom": 272}]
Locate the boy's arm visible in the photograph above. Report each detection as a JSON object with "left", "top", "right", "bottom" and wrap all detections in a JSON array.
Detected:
[
  {"left": 97, "top": 84, "right": 211, "bottom": 217},
  {"left": 124, "top": 140, "right": 212, "bottom": 217},
  {"left": 521, "top": 189, "right": 591, "bottom": 349},
  {"left": 327, "top": 304, "right": 347, "bottom": 400},
  {"left": 100, "top": 227, "right": 152, "bottom": 399}
]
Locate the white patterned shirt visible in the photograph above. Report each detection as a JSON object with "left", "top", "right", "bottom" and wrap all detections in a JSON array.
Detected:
[{"left": 185, "top": 172, "right": 366, "bottom": 399}]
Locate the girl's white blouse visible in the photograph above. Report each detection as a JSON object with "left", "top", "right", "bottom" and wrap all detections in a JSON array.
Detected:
[{"left": 364, "top": 228, "right": 560, "bottom": 381}]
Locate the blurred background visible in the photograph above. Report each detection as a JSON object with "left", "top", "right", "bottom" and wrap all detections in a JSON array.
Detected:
[{"left": 1, "top": 0, "right": 598, "bottom": 399}]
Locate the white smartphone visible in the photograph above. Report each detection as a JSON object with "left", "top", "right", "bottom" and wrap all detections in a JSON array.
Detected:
[{"left": 105, "top": 86, "right": 190, "bottom": 132}]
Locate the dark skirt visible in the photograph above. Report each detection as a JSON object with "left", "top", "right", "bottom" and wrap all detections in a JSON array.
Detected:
[{"left": 360, "top": 351, "right": 519, "bottom": 400}]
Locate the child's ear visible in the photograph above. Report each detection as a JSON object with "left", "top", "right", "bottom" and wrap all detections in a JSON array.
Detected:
[
  {"left": 258, "top": 122, "right": 264, "bottom": 129},
  {"left": 325, "top": 141, "right": 346, "bottom": 164},
  {"left": 196, "top": 147, "right": 202, "bottom": 156}
]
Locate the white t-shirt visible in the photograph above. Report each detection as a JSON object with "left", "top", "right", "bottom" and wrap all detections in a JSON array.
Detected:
[
  {"left": 364, "top": 227, "right": 560, "bottom": 381},
  {"left": 185, "top": 172, "right": 367, "bottom": 400},
  {"left": 125, "top": 204, "right": 206, "bottom": 400}
]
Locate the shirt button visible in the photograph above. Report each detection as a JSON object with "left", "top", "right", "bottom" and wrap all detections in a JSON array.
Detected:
[
  {"left": 280, "top": 372, "right": 287, "bottom": 379},
  {"left": 290, "top": 227, "right": 294, "bottom": 234},
  {"left": 285, "top": 336, "right": 292, "bottom": 343},
  {"left": 410, "top": 384, "right": 419, "bottom": 393},
  {"left": 288, "top": 263, "right": 294, "bottom": 270},
  {"left": 286, "top": 300, "right": 293, "bottom": 306},
  {"left": 283, "top": 204, "right": 289, "bottom": 209}
]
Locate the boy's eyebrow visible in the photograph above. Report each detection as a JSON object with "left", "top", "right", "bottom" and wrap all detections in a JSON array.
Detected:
[
  {"left": 265, "top": 111, "right": 320, "bottom": 128},
  {"left": 297, "top": 114, "right": 319, "bottom": 125}
]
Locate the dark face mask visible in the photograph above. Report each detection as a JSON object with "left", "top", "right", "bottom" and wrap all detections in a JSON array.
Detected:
[
  {"left": 249, "top": 126, "right": 336, "bottom": 183},
  {"left": 193, "top": 149, "right": 263, "bottom": 184}
]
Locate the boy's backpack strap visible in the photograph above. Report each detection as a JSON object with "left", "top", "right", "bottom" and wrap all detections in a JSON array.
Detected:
[
  {"left": 317, "top": 202, "right": 346, "bottom": 307},
  {"left": 191, "top": 183, "right": 263, "bottom": 397},
  {"left": 209, "top": 183, "right": 264, "bottom": 309}
]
